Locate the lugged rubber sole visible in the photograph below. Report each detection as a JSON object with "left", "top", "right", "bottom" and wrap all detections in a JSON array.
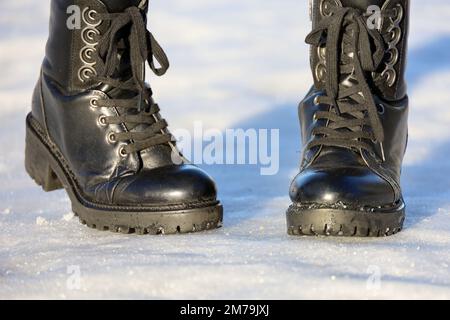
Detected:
[
  {"left": 286, "top": 203, "right": 405, "bottom": 237},
  {"left": 25, "top": 113, "right": 223, "bottom": 235}
]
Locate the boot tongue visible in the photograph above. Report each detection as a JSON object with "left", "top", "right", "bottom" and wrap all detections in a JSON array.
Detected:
[
  {"left": 102, "top": 0, "right": 146, "bottom": 12},
  {"left": 340, "top": 0, "right": 385, "bottom": 11}
]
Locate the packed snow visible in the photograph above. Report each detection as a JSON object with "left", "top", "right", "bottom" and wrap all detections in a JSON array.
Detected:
[{"left": 0, "top": 0, "right": 449, "bottom": 299}]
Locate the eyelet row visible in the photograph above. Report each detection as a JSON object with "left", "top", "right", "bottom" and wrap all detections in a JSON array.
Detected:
[
  {"left": 91, "top": 96, "right": 128, "bottom": 158},
  {"left": 78, "top": 7, "right": 101, "bottom": 83},
  {"left": 379, "top": 4, "right": 404, "bottom": 87},
  {"left": 315, "top": 0, "right": 342, "bottom": 83}
]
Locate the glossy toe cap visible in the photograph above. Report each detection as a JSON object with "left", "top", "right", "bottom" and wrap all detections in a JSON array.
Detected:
[
  {"left": 111, "top": 164, "right": 218, "bottom": 206},
  {"left": 289, "top": 167, "right": 396, "bottom": 207}
]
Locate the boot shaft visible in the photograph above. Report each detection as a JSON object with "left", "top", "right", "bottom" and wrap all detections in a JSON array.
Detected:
[
  {"left": 309, "top": 0, "right": 409, "bottom": 101},
  {"left": 43, "top": 0, "right": 146, "bottom": 94}
]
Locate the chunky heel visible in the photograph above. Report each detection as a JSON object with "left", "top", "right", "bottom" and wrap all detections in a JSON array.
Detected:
[{"left": 25, "top": 117, "right": 63, "bottom": 192}]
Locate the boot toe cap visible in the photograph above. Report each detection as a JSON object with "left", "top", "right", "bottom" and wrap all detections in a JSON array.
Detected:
[
  {"left": 110, "top": 164, "right": 218, "bottom": 207},
  {"left": 289, "top": 167, "right": 396, "bottom": 207}
]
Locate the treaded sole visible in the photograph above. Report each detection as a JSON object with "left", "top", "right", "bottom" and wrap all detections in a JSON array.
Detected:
[
  {"left": 72, "top": 204, "right": 223, "bottom": 235},
  {"left": 25, "top": 113, "right": 223, "bottom": 235},
  {"left": 286, "top": 203, "right": 405, "bottom": 237}
]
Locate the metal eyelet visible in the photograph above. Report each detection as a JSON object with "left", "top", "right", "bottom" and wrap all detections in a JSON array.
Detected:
[
  {"left": 90, "top": 98, "right": 99, "bottom": 108},
  {"left": 107, "top": 132, "right": 117, "bottom": 144},
  {"left": 80, "top": 46, "right": 97, "bottom": 64},
  {"left": 377, "top": 104, "right": 385, "bottom": 115},
  {"left": 118, "top": 146, "right": 128, "bottom": 158},
  {"left": 320, "top": 0, "right": 341, "bottom": 17},
  {"left": 389, "top": 27, "right": 401, "bottom": 44},
  {"left": 82, "top": 8, "right": 101, "bottom": 27},
  {"left": 386, "top": 48, "right": 399, "bottom": 65},
  {"left": 381, "top": 69, "right": 396, "bottom": 87},
  {"left": 315, "top": 63, "right": 327, "bottom": 82},
  {"left": 81, "top": 28, "right": 100, "bottom": 46},
  {"left": 393, "top": 4, "right": 404, "bottom": 25},
  {"left": 313, "top": 113, "right": 318, "bottom": 121},
  {"left": 317, "top": 43, "right": 327, "bottom": 60},
  {"left": 98, "top": 115, "right": 107, "bottom": 127},
  {"left": 79, "top": 67, "right": 96, "bottom": 82},
  {"left": 88, "top": 10, "right": 98, "bottom": 21},
  {"left": 313, "top": 95, "right": 321, "bottom": 106}
]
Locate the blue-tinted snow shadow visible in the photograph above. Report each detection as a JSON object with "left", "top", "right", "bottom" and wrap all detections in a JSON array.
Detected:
[
  {"left": 197, "top": 103, "right": 299, "bottom": 227},
  {"left": 407, "top": 36, "right": 450, "bottom": 89},
  {"left": 402, "top": 35, "right": 450, "bottom": 226}
]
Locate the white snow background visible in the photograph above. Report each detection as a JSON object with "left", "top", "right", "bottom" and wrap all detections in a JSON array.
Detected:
[{"left": 1, "top": 0, "right": 450, "bottom": 299}]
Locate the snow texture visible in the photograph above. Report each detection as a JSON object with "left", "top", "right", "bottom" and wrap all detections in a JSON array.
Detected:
[{"left": 1, "top": 0, "right": 450, "bottom": 299}]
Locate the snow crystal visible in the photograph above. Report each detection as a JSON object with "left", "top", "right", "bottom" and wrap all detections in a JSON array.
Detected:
[
  {"left": 35, "top": 217, "right": 49, "bottom": 226},
  {"left": 62, "top": 212, "right": 74, "bottom": 222}
]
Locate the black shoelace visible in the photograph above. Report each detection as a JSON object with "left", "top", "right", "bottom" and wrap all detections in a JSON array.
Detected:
[
  {"left": 305, "top": 6, "right": 396, "bottom": 159},
  {"left": 90, "top": 5, "right": 172, "bottom": 156}
]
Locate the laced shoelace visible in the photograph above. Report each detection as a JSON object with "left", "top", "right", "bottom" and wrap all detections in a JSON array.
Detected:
[
  {"left": 90, "top": 5, "right": 172, "bottom": 156},
  {"left": 304, "top": 6, "right": 396, "bottom": 159}
]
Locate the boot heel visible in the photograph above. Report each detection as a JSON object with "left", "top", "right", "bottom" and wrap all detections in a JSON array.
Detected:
[{"left": 25, "top": 119, "right": 63, "bottom": 192}]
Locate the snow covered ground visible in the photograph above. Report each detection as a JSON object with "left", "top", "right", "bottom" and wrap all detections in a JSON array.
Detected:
[{"left": 1, "top": 0, "right": 450, "bottom": 299}]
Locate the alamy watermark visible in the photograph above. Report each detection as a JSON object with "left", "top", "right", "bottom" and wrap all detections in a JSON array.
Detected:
[
  {"left": 367, "top": 5, "right": 382, "bottom": 31},
  {"left": 66, "top": 5, "right": 82, "bottom": 30},
  {"left": 66, "top": 265, "right": 82, "bottom": 290},
  {"left": 171, "top": 123, "right": 280, "bottom": 176},
  {"left": 366, "top": 265, "right": 382, "bottom": 291}
]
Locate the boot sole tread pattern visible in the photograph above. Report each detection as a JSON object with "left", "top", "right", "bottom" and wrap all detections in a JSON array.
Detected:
[{"left": 286, "top": 204, "right": 405, "bottom": 238}]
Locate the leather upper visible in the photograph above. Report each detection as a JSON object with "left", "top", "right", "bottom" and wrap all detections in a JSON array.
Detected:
[
  {"left": 291, "top": 0, "right": 409, "bottom": 208},
  {"left": 32, "top": 0, "right": 218, "bottom": 207},
  {"left": 94, "top": 165, "right": 217, "bottom": 206},
  {"left": 290, "top": 167, "right": 396, "bottom": 206},
  {"left": 291, "top": 86, "right": 408, "bottom": 207}
]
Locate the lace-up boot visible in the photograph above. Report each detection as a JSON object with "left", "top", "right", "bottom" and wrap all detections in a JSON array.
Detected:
[
  {"left": 25, "top": 0, "right": 223, "bottom": 234},
  {"left": 287, "top": 0, "right": 409, "bottom": 237}
]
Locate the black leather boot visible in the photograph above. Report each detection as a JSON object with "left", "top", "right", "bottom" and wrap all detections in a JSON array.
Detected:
[
  {"left": 25, "top": 0, "right": 222, "bottom": 234},
  {"left": 287, "top": 0, "right": 409, "bottom": 237}
]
